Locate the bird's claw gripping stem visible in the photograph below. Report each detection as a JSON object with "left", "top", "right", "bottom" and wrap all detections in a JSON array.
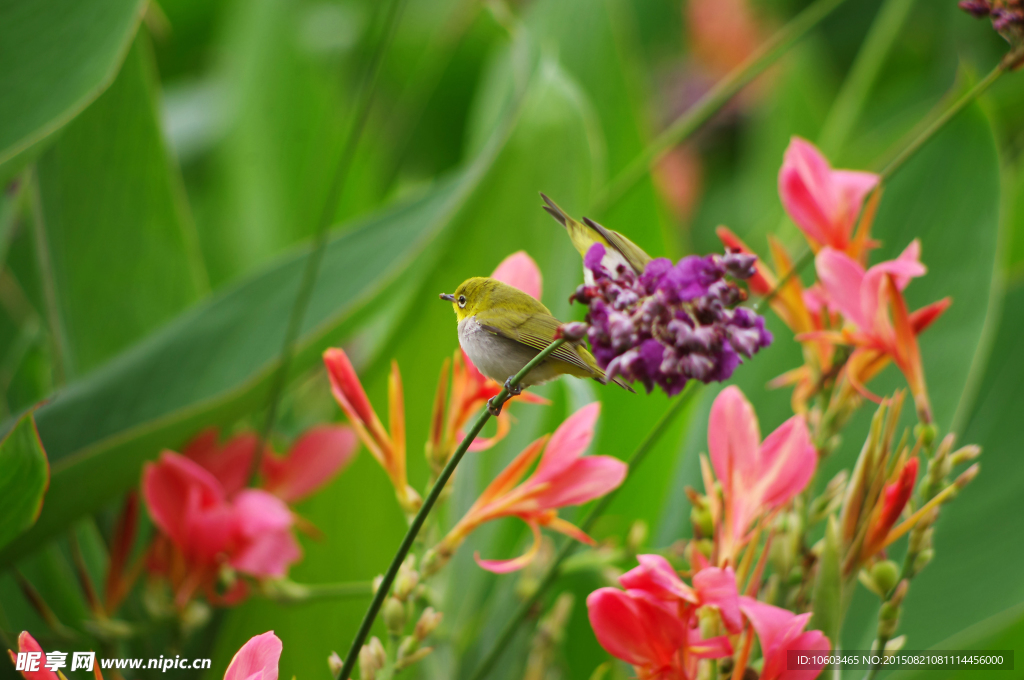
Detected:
[
  {"left": 487, "top": 397, "right": 503, "bottom": 417},
  {"left": 504, "top": 376, "right": 522, "bottom": 397}
]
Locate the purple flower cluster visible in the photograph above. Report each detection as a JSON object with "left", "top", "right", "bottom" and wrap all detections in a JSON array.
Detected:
[{"left": 573, "top": 244, "right": 771, "bottom": 396}]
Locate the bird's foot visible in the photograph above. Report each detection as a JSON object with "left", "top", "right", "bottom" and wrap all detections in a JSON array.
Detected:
[
  {"left": 504, "top": 376, "right": 523, "bottom": 396},
  {"left": 487, "top": 396, "right": 503, "bottom": 417}
]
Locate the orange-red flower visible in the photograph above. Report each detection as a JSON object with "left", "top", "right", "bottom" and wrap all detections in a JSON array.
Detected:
[
  {"left": 860, "top": 456, "right": 918, "bottom": 562},
  {"left": 323, "top": 348, "right": 421, "bottom": 513},
  {"left": 434, "top": 403, "right": 626, "bottom": 573}
]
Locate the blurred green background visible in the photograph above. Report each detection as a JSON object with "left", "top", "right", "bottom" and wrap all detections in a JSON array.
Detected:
[{"left": 0, "top": 0, "right": 1022, "bottom": 679}]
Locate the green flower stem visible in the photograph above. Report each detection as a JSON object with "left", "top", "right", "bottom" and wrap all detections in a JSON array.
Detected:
[
  {"left": 589, "top": 0, "right": 851, "bottom": 215},
  {"left": 335, "top": 339, "right": 566, "bottom": 680},
  {"left": 469, "top": 384, "right": 700, "bottom": 680}
]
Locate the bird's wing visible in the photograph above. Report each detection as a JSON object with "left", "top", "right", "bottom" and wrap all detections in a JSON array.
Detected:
[
  {"left": 582, "top": 217, "right": 652, "bottom": 274},
  {"left": 476, "top": 310, "right": 597, "bottom": 375}
]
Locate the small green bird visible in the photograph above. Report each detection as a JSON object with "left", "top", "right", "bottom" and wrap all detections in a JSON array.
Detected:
[
  {"left": 440, "top": 278, "right": 632, "bottom": 411},
  {"left": 540, "top": 193, "right": 651, "bottom": 280}
]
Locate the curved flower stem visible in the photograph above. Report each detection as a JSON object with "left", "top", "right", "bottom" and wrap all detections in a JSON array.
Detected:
[
  {"left": 469, "top": 384, "right": 700, "bottom": 680},
  {"left": 335, "top": 339, "right": 566, "bottom": 680},
  {"left": 590, "top": 0, "right": 851, "bottom": 215}
]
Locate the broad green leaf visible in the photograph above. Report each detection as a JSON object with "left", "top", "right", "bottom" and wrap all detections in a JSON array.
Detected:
[
  {"left": 0, "top": 109, "right": 516, "bottom": 567},
  {"left": 34, "top": 35, "right": 209, "bottom": 375},
  {"left": 0, "top": 0, "right": 145, "bottom": 168},
  {"left": 0, "top": 412, "right": 48, "bottom": 551}
]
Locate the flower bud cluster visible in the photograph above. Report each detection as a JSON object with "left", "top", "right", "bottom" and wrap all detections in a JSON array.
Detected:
[{"left": 572, "top": 244, "right": 770, "bottom": 395}]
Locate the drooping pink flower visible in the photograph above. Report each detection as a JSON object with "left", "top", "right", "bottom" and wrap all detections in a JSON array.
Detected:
[
  {"left": 779, "top": 137, "right": 879, "bottom": 255},
  {"left": 491, "top": 250, "right": 542, "bottom": 300},
  {"left": 588, "top": 557, "right": 738, "bottom": 679},
  {"left": 142, "top": 452, "right": 301, "bottom": 606},
  {"left": 435, "top": 403, "right": 626, "bottom": 573},
  {"left": 9, "top": 632, "right": 58, "bottom": 680},
  {"left": 739, "top": 597, "right": 830, "bottom": 680},
  {"left": 324, "top": 349, "right": 420, "bottom": 513},
  {"left": 813, "top": 242, "right": 951, "bottom": 422},
  {"left": 587, "top": 588, "right": 689, "bottom": 679},
  {"left": 260, "top": 425, "right": 357, "bottom": 503},
  {"left": 709, "top": 386, "right": 816, "bottom": 560},
  {"left": 223, "top": 631, "right": 282, "bottom": 680}
]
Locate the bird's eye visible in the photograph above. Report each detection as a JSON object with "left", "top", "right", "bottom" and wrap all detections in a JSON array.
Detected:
[{"left": 458, "top": 295, "right": 467, "bottom": 308}]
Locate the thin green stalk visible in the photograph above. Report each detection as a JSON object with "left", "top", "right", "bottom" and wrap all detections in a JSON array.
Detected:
[
  {"left": 590, "top": 0, "right": 851, "bottom": 214},
  {"left": 336, "top": 339, "right": 566, "bottom": 680},
  {"left": 253, "top": 0, "right": 409, "bottom": 483},
  {"left": 878, "top": 60, "right": 1008, "bottom": 181},
  {"left": 818, "top": 0, "right": 918, "bottom": 156},
  {"left": 469, "top": 384, "right": 699, "bottom": 680}
]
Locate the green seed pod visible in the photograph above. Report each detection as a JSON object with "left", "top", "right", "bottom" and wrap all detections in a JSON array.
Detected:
[
  {"left": 870, "top": 560, "right": 900, "bottom": 595},
  {"left": 383, "top": 597, "right": 407, "bottom": 635}
]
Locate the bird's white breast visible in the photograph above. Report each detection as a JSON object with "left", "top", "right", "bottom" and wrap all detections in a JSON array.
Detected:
[{"left": 457, "top": 316, "right": 560, "bottom": 386}]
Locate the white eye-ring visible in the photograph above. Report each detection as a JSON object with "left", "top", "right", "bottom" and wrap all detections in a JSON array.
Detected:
[{"left": 458, "top": 295, "right": 467, "bottom": 308}]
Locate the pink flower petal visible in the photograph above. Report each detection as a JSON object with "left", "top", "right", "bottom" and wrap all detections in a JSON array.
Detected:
[
  {"left": 586, "top": 588, "right": 687, "bottom": 669},
  {"left": 756, "top": 415, "right": 816, "bottom": 510},
  {"left": 779, "top": 138, "right": 837, "bottom": 247},
  {"left": 534, "top": 402, "right": 601, "bottom": 482},
  {"left": 323, "top": 348, "right": 377, "bottom": 427},
  {"left": 739, "top": 596, "right": 830, "bottom": 680},
  {"left": 619, "top": 553, "right": 697, "bottom": 603},
  {"left": 10, "top": 632, "right": 59, "bottom": 680},
  {"left": 815, "top": 248, "right": 868, "bottom": 329},
  {"left": 224, "top": 632, "right": 282, "bottom": 680},
  {"left": 143, "top": 451, "right": 225, "bottom": 545},
  {"left": 531, "top": 456, "right": 627, "bottom": 508},
  {"left": 262, "top": 426, "right": 358, "bottom": 503},
  {"left": 693, "top": 566, "right": 742, "bottom": 634},
  {"left": 708, "top": 386, "right": 761, "bottom": 493},
  {"left": 230, "top": 527, "right": 302, "bottom": 579},
  {"left": 491, "top": 251, "right": 543, "bottom": 300},
  {"left": 185, "top": 431, "right": 258, "bottom": 499},
  {"left": 233, "top": 490, "right": 294, "bottom": 536},
  {"left": 833, "top": 169, "right": 879, "bottom": 238},
  {"left": 861, "top": 240, "right": 926, "bottom": 325}
]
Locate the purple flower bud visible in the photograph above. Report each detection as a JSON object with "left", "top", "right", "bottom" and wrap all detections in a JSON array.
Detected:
[
  {"left": 608, "top": 312, "right": 635, "bottom": 352},
  {"left": 680, "top": 353, "right": 715, "bottom": 381},
  {"left": 556, "top": 322, "right": 588, "bottom": 342},
  {"left": 720, "top": 250, "right": 758, "bottom": 280},
  {"left": 640, "top": 258, "right": 673, "bottom": 293},
  {"left": 959, "top": 0, "right": 991, "bottom": 16}
]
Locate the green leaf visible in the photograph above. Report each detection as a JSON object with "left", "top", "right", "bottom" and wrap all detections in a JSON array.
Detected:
[
  {"left": 0, "top": 0, "right": 146, "bottom": 169},
  {"left": 811, "top": 516, "right": 843, "bottom": 646},
  {"left": 0, "top": 411, "right": 48, "bottom": 551},
  {"left": 0, "top": 111, "right": 521, "bottom": 568},
  {"left": 33, "top": 35, "right": 209, "bottom": 375}
]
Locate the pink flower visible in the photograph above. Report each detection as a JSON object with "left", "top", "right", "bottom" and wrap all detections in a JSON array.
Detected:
[
  {"left": 142, "top": 452, "right": 301, "bottom": 606},
  {"left": 709, "top": 386, "right": 816, "bottom": 560},
  {"left": 324, "top": 349, "right": 420, "bottom": 513},
  {"left": 491, "top": 250, "right": 542, "bottom": 300},
  {"left": 588, "top": 557, "right": 738, "bottom": 679},
  {"left": 739, "top": 597, "right": 830, "bottom": 680},
  {"left": 261, "top": 425, "right": 357, "bottom": 503},
  {"left": 224, "top": 631, "right": 282, "bottom": 680},
  {"left": 587, "top": 588, "right": 689, "bottom": 679},
  {"left": 8, "top": 632, "right": 58, "bottom": 680},
  {"left": 779, "top": 137, "right": 879, "bottom": 254},
  {"left": 436, "top": 403, "right": 626, "bottom": 573},
  {"left": 814, "top": 242, "right": 951, "bottom": 422}
]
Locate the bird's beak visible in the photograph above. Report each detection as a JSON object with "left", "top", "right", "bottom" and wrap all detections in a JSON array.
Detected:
[{"left": 439, "top": 293, "right": 455, "bottom": 302}]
